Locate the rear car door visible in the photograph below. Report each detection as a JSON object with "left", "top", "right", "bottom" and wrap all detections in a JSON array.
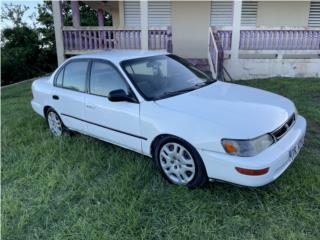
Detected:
[
  {"left": 51, "top": 60, "right": 89, "bottom": 133},
  {"left": 84, "top": 60, "right": 142, "bottom": 152}
]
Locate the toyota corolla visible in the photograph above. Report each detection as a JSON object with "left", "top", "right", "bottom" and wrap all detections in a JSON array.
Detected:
[{"left": 31, "top": 50, "right": 306, "bottom": 188}]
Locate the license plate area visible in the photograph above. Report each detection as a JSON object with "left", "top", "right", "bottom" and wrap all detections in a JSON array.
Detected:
[{"left": 288, "top": 136, "right": 304, "bottom": 161}]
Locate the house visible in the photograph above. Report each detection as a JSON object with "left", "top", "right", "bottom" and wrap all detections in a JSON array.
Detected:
[{"left": 52, "top": 0, "right": 320, "bottom": 80}]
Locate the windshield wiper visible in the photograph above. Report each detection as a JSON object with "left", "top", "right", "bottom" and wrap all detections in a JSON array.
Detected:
[{"left": 155, "top": 83, "right": 211, "bottom": 100}]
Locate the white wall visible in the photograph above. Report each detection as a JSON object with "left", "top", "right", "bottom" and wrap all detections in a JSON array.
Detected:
[
  {"left": 171, "top": 1, "right": 211, "bottom": 58},
  {"left": 224, "top": 58, "right": 320, "bottom": 80},
  {"left": 256, "top": 1, "right": 310, "bottom": 27}
]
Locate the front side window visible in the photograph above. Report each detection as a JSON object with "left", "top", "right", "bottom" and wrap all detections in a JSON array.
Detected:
[
  {"left": 121, "top": 55, "right": 215, "bottom": 100},
  {"left": 89, "top": 61, "right": 129, "bottom": 97},
  {"left": 62, "top": 61, "right": 89, "bottom": 92}
]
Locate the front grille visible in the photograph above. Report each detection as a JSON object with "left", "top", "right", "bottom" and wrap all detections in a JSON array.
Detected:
[{"left": 271, "top": 114, "right": 296, "bottom": 141}]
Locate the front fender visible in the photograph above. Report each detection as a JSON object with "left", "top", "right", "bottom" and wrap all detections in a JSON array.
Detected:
[{"left": 140, "top": 101, "right": 227, "bottom": 156}]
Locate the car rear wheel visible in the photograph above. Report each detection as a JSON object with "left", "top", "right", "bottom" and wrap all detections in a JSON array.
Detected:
[
  {"left": 46, "top": 110, "right": 64, "bottom": 137},
  {"left": 154, "top": 137, "right": 208, "bottom": 188}
]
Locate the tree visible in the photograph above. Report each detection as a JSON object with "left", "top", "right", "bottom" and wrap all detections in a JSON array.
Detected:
[
  {"left": 62, "top": 1, "right": 112, "bottom": 26},
  {"left": 1, "top": 3, "right": 29, "bottom": 27},
  {"left": 36, "top": 1, "right": 57, "bottom": 73},
  {"left": 1, "top": 3, "right": 41, "bottom": 85},
  {"left": 1, "top": 1, "right": 113, "bottom": 85},
  {"left": 37, "top": 1, "right": 55, "bottom": 49},
  {"left": 1, "top": 2, "right": 58, "bottom": 85},
  {"left": 1, "top": 27, "right": 42, "bottom": 85}
]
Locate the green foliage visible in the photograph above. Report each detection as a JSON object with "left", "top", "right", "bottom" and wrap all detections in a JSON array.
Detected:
[
  {"left": 36, "top": 1, "right": 55, "bottom": 49},
  {"left": 1, "top": 2, "right": 57, "bottom": 86},
  {"left": 1, "top": 1, "right": 113, "bottom": 86},
  {"left": 1, "top": 3, "right": 29, "bottom": 27},
  {"left": 63, "top": 1, "right": 112, "bottom": 26},
  {"left": 2, "top": 78, "right": 320, "bottom": 239},
  {"left": 36, "top": 1, "right": 57, "bottom": 74},
  {"left": 1, "top": 26, "right": 43, "bottom": 85}
]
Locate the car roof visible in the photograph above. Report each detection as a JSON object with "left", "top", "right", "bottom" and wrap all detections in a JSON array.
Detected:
[{"left": 70, "top": 50, "right": 168, "bottom": 63}]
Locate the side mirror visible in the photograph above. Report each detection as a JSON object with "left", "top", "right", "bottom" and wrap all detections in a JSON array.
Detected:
[{"left": 108, "top": 89, "right": 135, "bottom": 103}]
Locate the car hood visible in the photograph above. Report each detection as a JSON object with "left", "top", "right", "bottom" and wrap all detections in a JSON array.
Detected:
[{"left": 155, "top": 81, "right": 296, "bottom": 139}]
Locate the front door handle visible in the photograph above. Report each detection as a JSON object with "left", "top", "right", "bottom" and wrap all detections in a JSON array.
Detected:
[{"left": 52, "top": 95, "right": 59, "bottom": 100}]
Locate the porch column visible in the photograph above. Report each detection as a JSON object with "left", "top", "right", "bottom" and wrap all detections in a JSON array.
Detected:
[
  {"left": 71, "top": 0, "right": 80, "bottom": 27},
  {"left": 140, "top": 1, "right": 149, "bottom": 50},
  {"left": 97, "top": 9, "right": 104, "bottom": 27},
  {"left": 229, "top": 0, "right": 242, "bottom": 76},
  {"left": 118, "top": 1, "right": 125, "bottom": 28},
  {"left": 52, "top": 1, "right": 65, "bottom": 65}
]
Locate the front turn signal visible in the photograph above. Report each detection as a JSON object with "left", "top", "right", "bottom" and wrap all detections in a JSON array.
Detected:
[{"left": 223, "top": 143, "right": 237, "bottom": 154}]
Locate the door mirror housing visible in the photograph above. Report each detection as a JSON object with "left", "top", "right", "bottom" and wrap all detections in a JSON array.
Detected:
[{"left": 108, "top": 89, "right": 136, "bottom": 103}]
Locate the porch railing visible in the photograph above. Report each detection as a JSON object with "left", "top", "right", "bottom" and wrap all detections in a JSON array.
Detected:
[
  {"left": 217, "top": 30, "right": 232, "bottom": 50},
  {"left": 212, "top": 27, "right": 320, "bottom": 51},
  {"left": 149, "top": 27, "right": 172, "bottom": 52},
  {"left": 208, "top": 28, "right": 224, "bottom": 80},
  {"left": 63, "top": 26, "right": 172, "bottom": 52},
  {"left": 240, "top": 29, "right": 320, "bottom": 50},
  {"left": 63, "top": 27, "right": 141, "bottom": 51}
]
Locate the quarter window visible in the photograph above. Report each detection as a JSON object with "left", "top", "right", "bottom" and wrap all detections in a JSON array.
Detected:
[
  {"left": 55, "top": 68, "right": 64, "bottom": 87},
  {"left": 62, "top": 61, "right": 89, "bottom": 92},
  {"left": 89, "top": 61, "right": 128, "bottom": 97}
]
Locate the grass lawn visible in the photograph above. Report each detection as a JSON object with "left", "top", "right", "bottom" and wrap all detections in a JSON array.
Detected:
[{"left": 2, "top": 78, "right": 320, "bottom": 240}]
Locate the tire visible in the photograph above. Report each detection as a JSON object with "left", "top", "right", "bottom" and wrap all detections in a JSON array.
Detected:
[
  {"left": 46, "top": 108, "right": 65, "bottom": 137},
  {"left": 154, "top": 136, "right": 208, "bottom": 189}
]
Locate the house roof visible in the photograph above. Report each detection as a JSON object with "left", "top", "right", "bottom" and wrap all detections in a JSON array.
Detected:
[{"left": 70, "top": 50, "right": 168, "bottom": 63}]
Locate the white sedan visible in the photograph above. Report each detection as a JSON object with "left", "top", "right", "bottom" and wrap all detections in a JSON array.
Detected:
[{"left": 31, "top": 50, "right": 306, "bottom": 188}]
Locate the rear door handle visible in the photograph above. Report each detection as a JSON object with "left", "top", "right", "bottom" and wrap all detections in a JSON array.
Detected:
[
  {"left": 86, "top": 104, "right": 95, "bottom": 109},
  {"left": 52, "top": 95, "right": 59, "bottom": 100}
]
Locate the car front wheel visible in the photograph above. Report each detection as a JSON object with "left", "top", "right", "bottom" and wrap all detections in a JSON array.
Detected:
[{"left": 154, "top": 137, "right": 208, "bottom": 189}]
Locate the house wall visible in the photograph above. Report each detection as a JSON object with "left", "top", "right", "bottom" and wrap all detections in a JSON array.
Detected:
[
  {"left": 256, "top": 1, "right": 310, "bottom": 27},
  {"left": 224, "top": 58, "right": 320, "bottom": 79},
  {"left": 110, "top": 2, "right": 120, "bottom": 27},
  {"left": 171, "top": 1, "right": 211, "bottom": 58}
]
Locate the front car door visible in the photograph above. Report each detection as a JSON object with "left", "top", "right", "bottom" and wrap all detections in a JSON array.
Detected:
[
  {"left": 84, "top": 60, "right": 143, "bottom": 152},
  {"left": 51, "top": 60, "right": 89, "bottom": 133}
]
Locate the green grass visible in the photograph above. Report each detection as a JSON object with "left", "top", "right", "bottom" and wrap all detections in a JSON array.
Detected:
[{"left": 2, "top": 78, "right": 320, "bottom": 240}]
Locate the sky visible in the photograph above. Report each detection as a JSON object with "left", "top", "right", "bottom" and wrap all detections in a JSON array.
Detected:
[{"left": 1, "top": 0, "right": 43, "bottom": 28}]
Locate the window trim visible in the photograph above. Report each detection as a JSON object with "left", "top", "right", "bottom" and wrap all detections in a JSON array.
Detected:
[
  {"left": 54, "top": 64, "right": 65, "bottom": 87},
  {"left": 53, "top": 59, "right": 90, "bottom": 93},
  {"left": 87, "top": 59, "right": 139, "bottom": 103}
]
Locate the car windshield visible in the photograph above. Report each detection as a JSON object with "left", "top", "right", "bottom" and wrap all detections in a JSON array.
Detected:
[{"left": 121, "top": 54, "right": 216, "bottom": 100}]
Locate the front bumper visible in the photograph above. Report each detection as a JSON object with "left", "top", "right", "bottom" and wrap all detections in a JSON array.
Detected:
[{"left": 199, "top": 115, "right": 307, "bottom": 187}]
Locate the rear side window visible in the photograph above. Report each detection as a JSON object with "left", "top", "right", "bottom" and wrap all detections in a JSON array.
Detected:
[
  {"left": 89, "top": 61, "right": 128, "bottom": 97},
  {"left": 60, "top": 61, "right": 89, "bottom": 92}
]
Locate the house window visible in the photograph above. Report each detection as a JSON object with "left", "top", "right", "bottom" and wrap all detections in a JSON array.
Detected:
[
  {"left": 241, "top": 1, "right": 258, "bottom": 26},
  {"left": 210, "top": 1, "right": 234, "bottom": 26},
  {"left": 308, "top": 1, "right": 320, "bottom": 27},
  {"left": 148, "top": 1, "right": 171, "bottom": 27},
  {"left": 124, "top": 1, "right": 141, "bottom": 27}
]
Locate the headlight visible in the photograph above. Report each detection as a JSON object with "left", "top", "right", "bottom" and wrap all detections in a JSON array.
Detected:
[{"left": 221, "top": 134, "right": 274, "bottom": 157}]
